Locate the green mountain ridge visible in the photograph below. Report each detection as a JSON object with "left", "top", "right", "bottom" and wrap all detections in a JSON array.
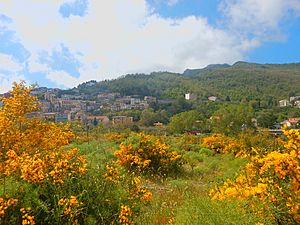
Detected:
[{"left": 61, "top": 61, "right": 300, "bottom": 103}]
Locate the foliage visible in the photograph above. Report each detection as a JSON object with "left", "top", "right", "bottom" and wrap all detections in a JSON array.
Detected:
[
  {"left": 114, "top": 133, "right": 181, "bottom": 175},
  {"left": 182, "top": 151, "right": 205, "bottom": 170},
  {"left": 174, "top": 195, "right": 271, "bottom": 225},
  {"left": 0, "top": 83, "right": 89, "bottom": 223},
  {"left": 202, "top": 134, "right": 246, "bottom": 157},
  {"left": 0, "top": 82, "right": 87, "bottom": 185},
  {"left": 104, "top": 132, "right": 130, "bottom": 144},
  {"left": 169, "top": 133, "right": 203, "bottom": 151},
  {"left": 202, "top": 131, "right": 285, "bottom": 159},
  {"left": 168, "top": 110, "right": 206, "bottom": 134},
  {"left": 211, "top": 104, "right": 255, "bottom": 135},
  {"left": 103, "top": 161, "right": 153, "bottom": 224},
  {"left": 66, "top": 62, "right": 300, "bottom": 105},
  {"left": 139, "top": 109, "right": 169, "bottom": 126},
  {"left": 0, "top": 83, "right": 153, "bottom": 225},
  {"left": 210, "top": 128, "right": 300, "bottom": 224}
]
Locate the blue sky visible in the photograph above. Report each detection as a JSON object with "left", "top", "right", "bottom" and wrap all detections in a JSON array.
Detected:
[{"left": 0, "top": 0, "right": 300, "bottom": 92}]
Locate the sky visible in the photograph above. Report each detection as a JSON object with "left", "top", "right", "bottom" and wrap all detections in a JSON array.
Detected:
[{"left": 0, "top": 0, "right": 300, "bottom": 92}]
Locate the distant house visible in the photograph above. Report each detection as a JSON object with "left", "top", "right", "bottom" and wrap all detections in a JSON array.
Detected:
[
  {"left": 40, "top": 100, "right": 51, "bottom": 112},
  {"left": 41, "top": 113, "right": 56, "bottom": 122},
  {"left": 74, "top": 112, "right": 87, "bottom": 122},
  {"left": 281, "top": 118, "right": 300, "bottom": 128},
  {"left": 86, "top": 116, "right": 109, "bottom": 125},
  {"left": 294, "top": 101, "right": 300, "bottom": 108},
  {"left": 44, "top": 92, "right": 57, "bottom": 103},
  {"left": 55, "top": 113, "right": 68, "bottom": 123},
  {"left": 97, "top": 92, "right": 120, "bottom": 100},
  {"left": 278, "top": 99, "right": 291, "bottom": 107},
  {"left": 185, "top": 93, "right": 196, "bottom": 100},
  {"left": 59, "top": 100, "right": 81, "bottom": 111},
  {"left": 67, "top": 111, "right": 77, "bottom": 121},
  {"left": 290, "top": 96, "right": 300, "bottom": 102},
  {"left": 144, "top": 96, "right": 157, "bottom": 103},
  {"left": 112, "top": 116, "right": 133, "bottom": 126},
  {"left": 130, "top": 98, "right": 141, "bottom": 105},
  {"left": 208, "top": 96, "right": 217, "bottom": 101}
]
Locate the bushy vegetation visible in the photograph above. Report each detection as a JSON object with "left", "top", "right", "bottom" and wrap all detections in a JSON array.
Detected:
[
  {"left": 0, "top": 83, "right": 152, "bottom": 224},
  {"left": 1, "top": 82, "right": 300, "bottom": 224},
  {"left": 210, "top": 128, "right": 300, "bottom": 224},
  {"left": 114, "top": 133, "right": 181, "bottom": 175}
]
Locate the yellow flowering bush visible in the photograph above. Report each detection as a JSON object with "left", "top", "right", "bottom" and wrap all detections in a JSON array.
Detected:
[
  {"left": 0, "top": 82, "right": 90, "bottom": 223},
  {"left": 114, "top": 133, "right": 181, "bottom": 175},
  {"left": 20, "top": 207, "right": 35, "bottom": 225},
  {"left": 104, "top": 132, "right": 129, "bottom": 144},
  {"left": 119, "top": 204, "right": 134, "bottom": 225},
  {"left": 202, "top": 134, "right": 246, "bottom": 156},
  {"left": 0, "top": 82, "right": 87, "bottom": 186},
  {"left": 210, "top": 128, "right": 300, "bottom": 224},
  {"left": 103, "top": 162, "right": 153, "bottom": 225},
  {"left": 202, "top": 132, "right": 284, "bottom": 158},
  {"left": 0, "top": 197, "right": 18, "bottom": 218},
  {"left": 58, "top": 196, "right": 84, "bottom": 224},
  {"left": 0, "top": 82, "right": 159, "bottom": 224}
]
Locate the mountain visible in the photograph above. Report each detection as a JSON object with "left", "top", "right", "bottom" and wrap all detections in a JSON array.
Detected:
[
  {"left": 62, "top": 62, "right": 300, "bottom": 104},
  {"left": 183, "top": 63, "right": 230, "bottom": 76}
]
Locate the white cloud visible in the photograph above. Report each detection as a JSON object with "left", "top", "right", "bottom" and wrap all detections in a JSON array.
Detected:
[
  {"left": 0, "top": 73, "right": 25, "bottom": 93},
  {"left": 46, "top": 70, "right": 79, "bottom": 88},
  {"left": 0, "top": 53, "right": 27, "bottom": 93},
  {"left": 0, "top": 0, "right": 298, "bottom": 88},
  {"left": 0, "top": 53, "right": 23, "bottom": 72},
  {"left": 167, "top": 0, "right": 180, "bottom": 6},
  {"left": 220, "top": 0, "right": 300, "bottom": 39}
]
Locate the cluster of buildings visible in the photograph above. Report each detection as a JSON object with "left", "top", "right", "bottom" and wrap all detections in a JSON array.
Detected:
[
  {"left": 35, "top": 88, "right": 156, "bottom": 114},
  {"left": 27, "top": 87, "right": 158, "bottom": 126},
  {"left": 279, "top": 96, "right": 300, "bottom": 108},
  {"left": 99, "top": 95, "right": 155, "bottom": 111}
]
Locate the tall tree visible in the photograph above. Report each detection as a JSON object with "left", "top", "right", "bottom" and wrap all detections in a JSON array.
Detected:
[
  {"left": 211, "top": 104, "right": 255, "bottom": 135},
  {"left": 168, "top": 110, "right": 206, "bottom": 134}
]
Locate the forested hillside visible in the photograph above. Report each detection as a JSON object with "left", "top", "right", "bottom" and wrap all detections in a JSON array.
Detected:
[
  {"left": 192, "top": 62, "right": 300, "bottom": 102},
  {"left": 68, "top": 62, "right": 300, "bottom": 103}
]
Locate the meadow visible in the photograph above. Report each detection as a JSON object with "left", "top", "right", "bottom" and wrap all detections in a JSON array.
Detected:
[{"left": 0, "top": 83, "right": 299, "bottom": 224}]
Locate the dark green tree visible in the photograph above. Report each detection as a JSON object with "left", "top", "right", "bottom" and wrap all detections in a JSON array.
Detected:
[
  {"left": 168, "top": 110, "right": 206, "bottom": 134},
  {"left": 211, "top": 104, "right": 254, "bottom": 135}
]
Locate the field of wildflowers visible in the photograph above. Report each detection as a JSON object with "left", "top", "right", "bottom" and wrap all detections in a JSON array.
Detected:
[
  {"left": 210, "top": 128, "right": 300, "bottom": 224},
  {"left": 1, "top": 82, "right": 298, "bottom": 224}
]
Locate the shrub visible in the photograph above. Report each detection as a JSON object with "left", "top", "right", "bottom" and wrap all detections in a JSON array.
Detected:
[
  {"left": 114, "top": 133, "right": 181, "bottom": 175},
  {"left": 182, "top": 151, "right": 204, "bottom": 170},
  {"left": 210, "top": 128, "right": 300, "bottom": 224},
  {"left": 0, "top": 83, "right": 151, "bottom": 225},
  {"left": 202, "top": 134, "right": 246, "bottom": 156}
]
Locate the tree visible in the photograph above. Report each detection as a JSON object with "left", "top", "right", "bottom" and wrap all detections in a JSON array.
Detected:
[
  {"left": 168, "top": 110, "right": 206, "bottom": 134},
  {"left": 0, "top": 82, "right": 87, "bottom": 185},
  {"left": 256, "top": 109, "right": 277, "bottom": 128},
  {"left": 139, "top": 109, "right": 169, "bottom": 126},
  {"left": 211, "top": 104, "right": 254, "bottom": 135}
]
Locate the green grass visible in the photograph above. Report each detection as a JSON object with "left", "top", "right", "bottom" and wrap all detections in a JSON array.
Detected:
[
  {"left": 57, "top": 137, "right": 274, "bottom": 224},
  {"left": 67, "top": 140, "right": 118, "bottom": 168},
  {"left": 174, "top": 194, "right": 273, "bottom": 225},
  {"left": 135, "top": 145, "right": 269, "bottom": 225}
]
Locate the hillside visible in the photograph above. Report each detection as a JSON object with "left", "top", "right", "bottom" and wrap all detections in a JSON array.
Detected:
[
  {"left": 61, "top": 62, "right": 300, "bottom": 104},
  {"left": 192, "top": 62, "right": 300, "bottom": 101}
]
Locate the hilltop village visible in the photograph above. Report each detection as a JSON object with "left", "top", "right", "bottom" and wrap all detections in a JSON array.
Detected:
[
  {"left": 18, "top": 82, "right": 300, "bottom": 130},
  {"left": 27, "top": 86, "right": 154, "bottom": 126}
]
